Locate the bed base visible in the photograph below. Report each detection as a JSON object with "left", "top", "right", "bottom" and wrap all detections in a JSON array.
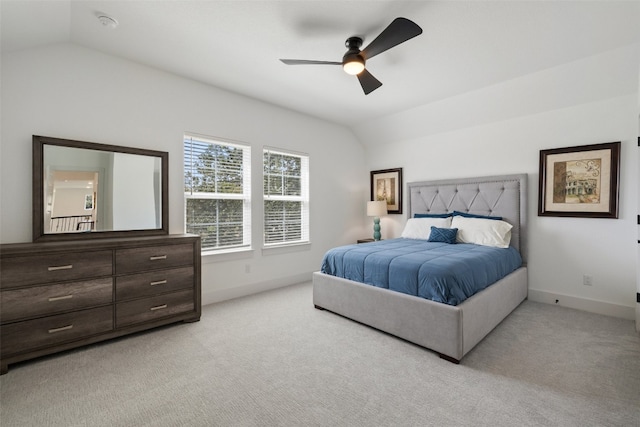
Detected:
[
  {"left": 314, "top": 303, "right": 461, "bottom": 363},
  {"left": 312, "top": 267, "right": 527, "bottom": 362}
]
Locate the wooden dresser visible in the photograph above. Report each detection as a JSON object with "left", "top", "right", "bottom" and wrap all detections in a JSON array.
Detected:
[{"left": 0, "top": 234, "right": 201, "bottom": 374}]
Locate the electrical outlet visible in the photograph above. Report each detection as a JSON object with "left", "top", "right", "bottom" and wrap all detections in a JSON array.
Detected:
[{"left": 583, "top": 274, "right": 593, "bottom": 286}]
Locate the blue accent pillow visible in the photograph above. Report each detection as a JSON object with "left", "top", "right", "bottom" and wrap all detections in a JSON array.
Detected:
[
  {"left": 428, "top": 227, "right": 458, "bottom": 244},
  {"left": 414, "top": 213, "right": 452, "bottom": 218},
  {"left": 452, "top": 210, "right": 502, "bottom": 220}
]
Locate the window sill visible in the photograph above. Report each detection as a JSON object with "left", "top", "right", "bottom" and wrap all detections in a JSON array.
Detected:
[
  {"left": 262, "top": 242, "right": 311, "bottom": 256},
  {"left": 201, "top": 247, "right": 254, "bottom": 264}
]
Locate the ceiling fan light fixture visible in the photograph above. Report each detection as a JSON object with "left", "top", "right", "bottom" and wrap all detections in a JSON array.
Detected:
[
  {"left": 280, "top": 18, "right": 422, "bottom": 94},
  {"left": 342, "top": 55, "right": 365, "bottom": 75}
]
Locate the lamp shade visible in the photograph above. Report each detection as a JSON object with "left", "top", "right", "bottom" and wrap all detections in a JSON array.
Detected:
[
  {"left": 367, "top": 200, "right": 388, "bottom": 217},
  {"left": 343, "top": 58, "right": 365, "bottom": 75}
]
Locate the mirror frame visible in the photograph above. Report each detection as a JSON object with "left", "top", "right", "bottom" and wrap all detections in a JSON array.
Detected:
[{"left": 33, "top": 135, "right": 169, "bottom": 242}]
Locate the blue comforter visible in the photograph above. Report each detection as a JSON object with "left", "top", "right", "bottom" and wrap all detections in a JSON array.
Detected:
[{"left": 320, "top": 238, "right": 522, "bottom": 306}]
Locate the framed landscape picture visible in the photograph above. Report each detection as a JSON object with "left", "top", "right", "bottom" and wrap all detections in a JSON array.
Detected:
[
  {"left": 538, "top": 142, "right": 620, "bottom": 218},
  {"left": 370, "top": 168, "right": 402, "bottom": 214}
]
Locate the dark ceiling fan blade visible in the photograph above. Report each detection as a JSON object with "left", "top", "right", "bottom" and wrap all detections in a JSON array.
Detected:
[
  {"left": 280, "top": 59, "right": 342, "bottom": 65},
  {"left": 357, "top": 69, "right": 382, "bottom": 95},
  {"left": 361, "top": 17, "right": 422, "bottom": 60}
]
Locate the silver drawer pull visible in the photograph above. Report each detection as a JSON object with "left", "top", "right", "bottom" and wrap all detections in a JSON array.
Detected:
[
  {"left": 150, "top": 280, "right": 167, "bottom": 286},
  {"left": 48, "top": 294, "right": 73, "bottom": 302},
  {"left": 149, "top": 255, "right": 167, "bottom": 261},
  {"left": 150, "top": 304, "right": 168, "bottom": 311},
  {"left": 48, "top": 265, "right": 73, "bottom": 271},
  {"left": 48, "top": 325, "right": 73, "bottom": 333}
]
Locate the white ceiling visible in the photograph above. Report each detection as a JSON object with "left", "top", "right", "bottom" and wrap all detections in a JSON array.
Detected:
[{"left": 2, "top": 1, "right": 639, "bottom": 128}]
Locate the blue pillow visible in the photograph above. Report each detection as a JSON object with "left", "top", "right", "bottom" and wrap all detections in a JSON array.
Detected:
[
  {"left": 452, "top": 210, "right": 502, "bottom": 220},
  {"left": 414, "top": 213, "right": 452, "bottom": 218},
  {"left": 428, "top": 227, "right": 458, "bottom": 244}
]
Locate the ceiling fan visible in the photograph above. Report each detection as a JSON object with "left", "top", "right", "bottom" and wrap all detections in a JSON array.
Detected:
[{"left": 280, "top": 17, "right": 423, "bottom": 95}]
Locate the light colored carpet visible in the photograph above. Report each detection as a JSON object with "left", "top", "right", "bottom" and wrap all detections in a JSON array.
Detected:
[{"left": 1, "top": 282, "right": 639, "bottom": 426}]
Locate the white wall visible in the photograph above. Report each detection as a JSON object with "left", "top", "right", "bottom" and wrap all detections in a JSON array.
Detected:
[
  {"left": 360, "top": 44, "right": 640, "bottom": 320},
  {"left": 0, "top": 43, "right": 367, "bottom": 303},
  {"left": 51, "top": 188, "right": 90, "bottom": 217},
  {"left": 111, "top": 153, "right": 157, "bottom": 230},
  {"left": 3, "top": 41, "right": 636, "bottom": 320},
  {"left": 637, "top": 81, "right": 640, "bottom": 332}
]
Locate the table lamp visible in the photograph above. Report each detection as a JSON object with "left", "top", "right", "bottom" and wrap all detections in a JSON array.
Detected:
[{"left": 367, "top": 200, "right": 388, "bottom": 241}]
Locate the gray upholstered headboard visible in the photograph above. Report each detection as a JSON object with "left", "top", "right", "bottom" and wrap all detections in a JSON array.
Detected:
[{"left": 407, "top": 174, "right": 527, "bottom": 262}]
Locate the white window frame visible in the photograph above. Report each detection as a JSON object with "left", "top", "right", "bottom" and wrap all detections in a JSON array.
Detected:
[
  {"left": 263, "top": 147, "right": 309, "bottom": 247},
  {"left": 184, "top": 134, "right": 251, "bottom": 253}
]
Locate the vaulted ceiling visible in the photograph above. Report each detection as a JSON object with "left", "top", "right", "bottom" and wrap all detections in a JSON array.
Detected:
[{"left": 2, "top": 1, "right": 639, "bottom": 128}]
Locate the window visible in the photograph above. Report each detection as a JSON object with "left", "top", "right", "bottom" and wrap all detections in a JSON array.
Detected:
[
  {"left": 184, "top": 135, "right": 251, "bottom": 252},
  {"left": 263, "top": 148, "right": 309, "bottom": 246}
]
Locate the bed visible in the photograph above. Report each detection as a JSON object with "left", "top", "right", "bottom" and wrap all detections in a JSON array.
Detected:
[{"left": 313, "top": 174, "right": 528, "bottom": 363}]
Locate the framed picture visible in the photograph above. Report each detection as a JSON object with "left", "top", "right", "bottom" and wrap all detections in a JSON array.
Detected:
[
  {"left": 370, "top": 168, "right": 402, "bottom": 214},
  {"left": 84, "top": 194, "right": 94, "bottom": 210},
  {"left": 538, "top": 142, "right": 620, "bottom": 218}
]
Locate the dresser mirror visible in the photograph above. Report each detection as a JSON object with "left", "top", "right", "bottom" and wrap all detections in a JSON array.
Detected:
[{"left": 33, "top": 135, "right": 168, "bottom": 242}]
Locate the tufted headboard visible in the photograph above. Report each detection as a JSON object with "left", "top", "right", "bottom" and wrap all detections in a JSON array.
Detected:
[{"left": 407, "top": 174, "right": 527, "bottom": 262}]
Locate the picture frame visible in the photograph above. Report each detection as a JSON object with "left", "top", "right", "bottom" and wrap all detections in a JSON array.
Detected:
[
  {"left": 370, "top": 168, "right": 403, "bottom": 214},
  {"left": 84, "top": 194, "right": 94, "bottom": 210},
  {"left": 538, "top": 142, "right": 620, "bottom": 218}
]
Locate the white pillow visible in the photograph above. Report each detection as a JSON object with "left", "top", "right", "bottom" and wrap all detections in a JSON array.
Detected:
[
  {"left": 401, "top": 217, "right": 452, "bottom": 240},
  {"left": 450, "top": 216, "right": 512, "bottom": 248}
]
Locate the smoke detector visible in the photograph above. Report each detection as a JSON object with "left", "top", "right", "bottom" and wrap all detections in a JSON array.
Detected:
[{"left": 97, "top": 14, "right": 119, "bottom": 29}]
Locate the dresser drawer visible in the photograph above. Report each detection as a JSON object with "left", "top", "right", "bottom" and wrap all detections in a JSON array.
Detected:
[
  {"left": 0, "top": 251, "right": 113, "bottom": 289},
  {"left": 1, "top": 278, "right": 113, "bottom": 323},
  {"left": 116, "top": 289, "right": 194, "bottom": 327},
  {"left": 116, "top": 267, "right": 193, "bottom": 301},
  {"left": 115, "top": 244, "right": 193, "bottom": 274},
  {"left": 1, "top": 306, "right": 113, "bottom": 357}
]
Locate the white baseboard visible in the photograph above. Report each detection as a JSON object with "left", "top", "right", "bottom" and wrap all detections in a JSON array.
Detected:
[
  {"left": 202, "top": 280, "right": 637, "bottom": 322},
  {"left": 201, "top": 272, "right": 312, "bottom": 306},
  {"left": 528, "top": 288, "right": 636, "bottom": 320}
]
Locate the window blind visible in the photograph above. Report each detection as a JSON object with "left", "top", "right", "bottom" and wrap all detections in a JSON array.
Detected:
[
  {"left": 184, "top": 134, "right": 251, "bottom": 251},
  {"left": 263, "top": 148, "right": 309, "bottom": 246}
]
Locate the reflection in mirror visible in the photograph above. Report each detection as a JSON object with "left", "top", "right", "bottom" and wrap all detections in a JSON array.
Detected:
[
  {"left": 47, "top": 170, "right": 99, "bottom": 233},
  {"left": 34, "top": 136, "right": 168, "bottom": 242}
]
